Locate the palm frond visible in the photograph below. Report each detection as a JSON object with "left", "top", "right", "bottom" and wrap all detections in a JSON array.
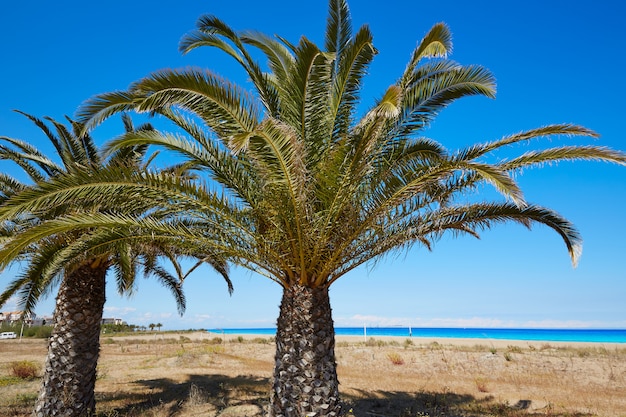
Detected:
[
  {"left": 180, "top": 15, "right": 280, "bottom": 115},
  {"left": 132, "top": 69, "right": 260, "bottom": 142},
  {"left": 241, "top": 30, "right": 295, "bottom": 84},
  {"left": 77, "top": 91, "right": 138, "bottom": 132},
  {"left": 503, "top": 146, "right": 626, "bottom": 171},
  {"left": 395, "top": 63, "right": 496, "bottom": 136},
  {"left": 329, "top": 25, "right": 376, "bottom": 140},
  {"left": 325, "top": 0, "right": 352, "bottom": 56},
  {"left": 399, "top": 22, "right": 452, "bottom": 88},
  {"left": 459, "top": 124, "right": 599, "bottom": 161}
]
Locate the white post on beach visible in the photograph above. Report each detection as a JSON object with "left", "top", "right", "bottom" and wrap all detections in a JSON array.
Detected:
[
  {"left": 409, "top": 325, "right": 412, "bottom": 338},
  {"left": 363, "top": 324, "right": 367, "bottom": 343}
]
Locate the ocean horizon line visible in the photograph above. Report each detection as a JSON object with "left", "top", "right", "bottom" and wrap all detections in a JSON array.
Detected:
[{"left": 206, "top": 326, "right": 626, "bottom": 343}]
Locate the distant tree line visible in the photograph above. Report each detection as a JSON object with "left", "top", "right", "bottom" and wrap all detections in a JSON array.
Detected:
[{"left": 1, "top": 322, "right": 52, "bottom": 338}]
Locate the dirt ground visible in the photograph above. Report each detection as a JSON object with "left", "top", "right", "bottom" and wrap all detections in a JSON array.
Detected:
[{"left": 1, "top": 332, "right": 625, "bottom": 416}]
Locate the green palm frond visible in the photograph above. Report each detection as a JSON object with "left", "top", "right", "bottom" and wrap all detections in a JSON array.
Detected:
[
  {"left": 329, "top": 25, "right": 376, "bottom": 140},
  {"left": 0, "top": 141, "right": 58, "bottom": 182},
  {"left": 78, "top": 91, "right": 139, "bottom": 132},
  {"left": 456, "top": 161, "right": 525, "bottom": 206},
  {"left": 112, "top": 240, "right": 135, "bottom": 294},
  {"left": 325, "top": 0, "right": 352, "bottom": 56},
  {"left": 395, "top": 63, "right": 496, "bottom": 136},
  {"left": 145, "top": 264, "right": 186, "bottom": 315},
  {"left": 0, "top": 239, "right": 66, "bottom": 313},
  {"left": 399, "top": 22, "right": 453, "bottom": 88},
  {"left": 132, "top": 69, "right": 260, "bottom": 143},
  {"left": 276, "top": 38, "right": 333, "bottom": 140},
  {"left": 503, "top": 146, "right": 626, "bottom": 171},
  {"left": 0, "top": 173, "right": 28, "bottom": 199},
  {"left": 0, "top": 133, "right": 64, "bottom": 177},
  {"left": 241, "top": 30, "right": 295, "bottom": 84},
  {"left": 459, "top": 124, "right": 599, "bottom": 161},
  {"left": 180, "top": 30, "right": 246, "bottom": 66},
  {"left": 180, "top": 15, "right": 280, "bottom": 115}
]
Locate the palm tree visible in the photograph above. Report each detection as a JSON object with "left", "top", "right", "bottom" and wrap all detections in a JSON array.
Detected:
[
  {"left": 149, "top": 323, "right": 156, "bottom": 332},
  {"left": 76, "top": 0, "right": 626, "bottom": 415},
  {"left": 156, "top": 322, "right": 163, "bottom": 331},
  {"left": 0, "top": 112, "right": 231, "bottom": 417}
]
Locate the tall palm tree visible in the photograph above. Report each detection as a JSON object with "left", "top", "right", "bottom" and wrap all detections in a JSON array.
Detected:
[
  {"left": 70, "top": 0, "right": 626, "bottom": 415},
  {"left": 0, "top": 111, "right": 231, "bottom": 417}
]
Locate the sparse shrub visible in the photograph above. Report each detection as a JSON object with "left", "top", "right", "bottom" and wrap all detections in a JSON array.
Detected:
[
  {"left": 14, "top": 392, "right": 38, "bottom": 405},
  {"left": 175, "top": 350, "right": 201, "bottom": 366},
  {"left": 187, "top": 383, "right": 208, "bottom": 406},
  {"left": 179, "top": 335, "right": 191, "bottom": 343},
  {"left": 0, "top": 376, "right": 22, "bottom": 387},
  {"left": 387, "top": 352, "right": 404, "bottom": 365},
  {"left": 403, "top": 338, "right": 414, "bottom": 348},
  {"left": 428, "top": 341, "right": 442, "bottom": 350},
  {"left": 489, "top": 347, "right": 497, "bottom": 355},
  {"left": 503, "top": 352, "right": 513, "bottom": 362},
  {"left": 237, "top": 336, "right": 245, "bottom": 343},
  {"left": 10, "top": 360, "right": 39, "bottom": 379},
  {"left": 507, "top": 345, "right": 523, "bottom": 353},
  {"left": 365, "top": 338, "right": 386, "bottom": 347},
  {"left": 96, "top": 365, "right": 108, "bottom": 380},
  {"left": 204, "top": 344, "right": 225, "bottom": 354},
  {"left": 474, "top": 377, "right": 489, "bottom": 392},
  {"left": 202, "top": 337, "right": 223, "bottom": 344}
]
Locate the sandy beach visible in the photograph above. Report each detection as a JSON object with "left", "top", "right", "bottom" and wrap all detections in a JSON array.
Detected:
[{"left": 1, "top": 332, "right": 624, "bottom": 416}]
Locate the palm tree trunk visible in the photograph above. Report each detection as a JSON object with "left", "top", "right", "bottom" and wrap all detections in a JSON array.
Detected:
[
  {"left": 33, "top": 262, "right": 107, "bottom": 417},
  {"left": 270, "top": 284, "right": 341, "bottom": 417}
]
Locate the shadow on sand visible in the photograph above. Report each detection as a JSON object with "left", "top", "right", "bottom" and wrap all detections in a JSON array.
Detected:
[
  {"left": 97, "top": 374, "right": 595, "bottom": 417},
  {"left": 97, "top": 373, "right": 269, "bottom": 415}
]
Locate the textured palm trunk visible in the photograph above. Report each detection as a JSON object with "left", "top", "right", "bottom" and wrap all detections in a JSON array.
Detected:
[
  {"left": 33, "top": 261, "right": 107, "bottom": 417},
  {"left": 270, "top": 284, "right": 340, "bottom": 417}
]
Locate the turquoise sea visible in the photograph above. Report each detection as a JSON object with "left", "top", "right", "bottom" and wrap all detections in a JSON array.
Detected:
[{"left": 207, "top": 327, "right": 626, "bottom": 343}]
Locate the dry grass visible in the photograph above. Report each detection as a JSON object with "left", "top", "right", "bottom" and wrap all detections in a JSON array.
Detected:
[{"left": 1, "top": 334, "right": 625, "bottom": 416}]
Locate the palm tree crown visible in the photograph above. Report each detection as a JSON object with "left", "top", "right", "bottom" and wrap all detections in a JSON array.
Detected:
[
  {"left": 0, "top": 111, "right": 202, "bottom": 314},
  {"left": 81, "top": 2, "right": 623, "bottom": 285},
  {"left": 0, "top": 112, "right": 231, "bottom": 417}
]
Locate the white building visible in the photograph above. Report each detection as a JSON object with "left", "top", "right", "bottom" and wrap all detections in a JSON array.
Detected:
[{"left": 101, "top": 318, "right": 125, "bottom": 325}]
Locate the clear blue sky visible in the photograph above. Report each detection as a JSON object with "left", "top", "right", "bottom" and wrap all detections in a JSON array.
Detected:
[{"left": 1, "top": 1, "right": 625, "bottom": 330}]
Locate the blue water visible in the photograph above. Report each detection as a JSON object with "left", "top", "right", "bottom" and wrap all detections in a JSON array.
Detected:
[{"left": 207, "top": 327, "right": 626, "bottom": 343}]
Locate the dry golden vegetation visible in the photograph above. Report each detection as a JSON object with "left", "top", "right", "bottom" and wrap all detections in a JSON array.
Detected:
[{"left": 1, "top": 333, "right": 625, "bottom": 416}]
